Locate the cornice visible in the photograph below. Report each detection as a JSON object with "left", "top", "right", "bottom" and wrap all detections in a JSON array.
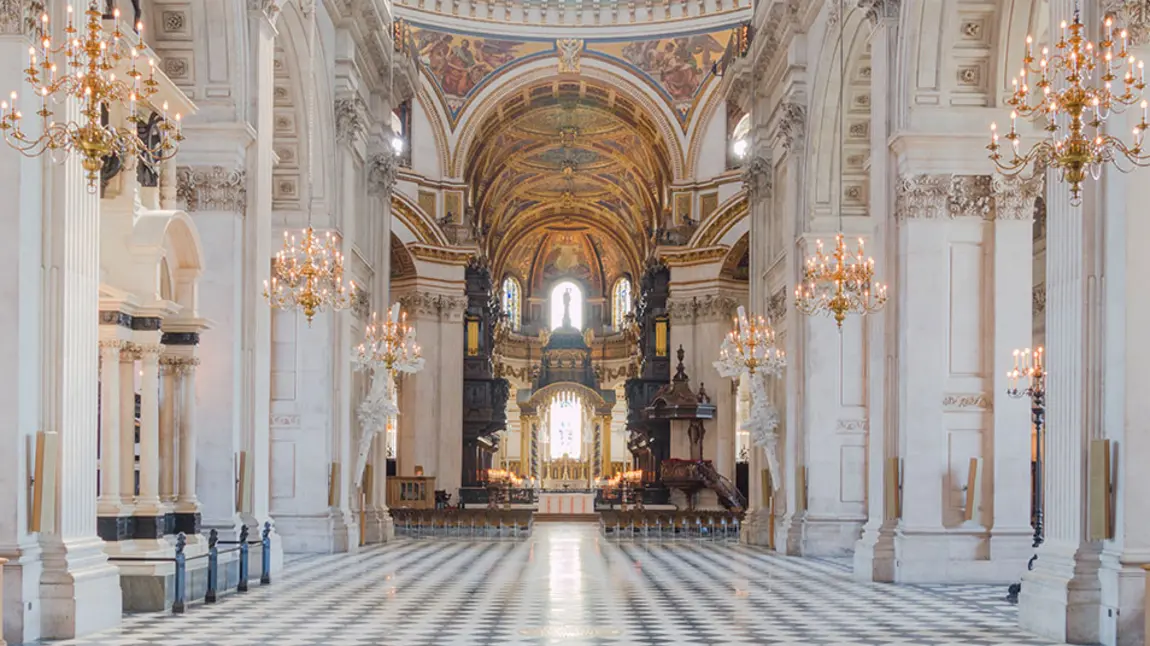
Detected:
[
  {"left": 667, "top": 294, "right": 740, "bottom": 322},
  {"left": 661, "top": 246, "right": 730, "bottom": 267},
  {"left": 407, "top": 244, "right": 474, "bottom": 266},
  {"left": 895, "top": 173, "right": 1041, "bottom": 221}
]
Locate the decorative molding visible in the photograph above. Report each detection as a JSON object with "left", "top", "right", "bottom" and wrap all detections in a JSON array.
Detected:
[
  {"left": 0, "top": 0, "right": 42, "bottom": 35},
  {"left": 895, "top": 174, "right": 952, "bottom": 220},
  {"left": 368, "top": 150, "right": 398, "bottom": 197},
  {"left": 741, "top": 154, "right": 772, "bottom": 201},
  {"left": 836, "top": 418, "right": 868, "bottom": 432},
  {"left": 942, "top": 393, "right": 992, "bottom": 411},
  {"left": 137, "top": 343, "right": 166, "bottom": 358},
  {"left": 160, "top": 331, "right": 200, "bottom": 346},
  {"left": 992, "top": 172, "right": 1044, "bottom": 220},
  {"left": 767, "top": 287, "right": 787, "bottom": 322},
  {"left": 407, "top": 244, "right": 473, "bottom": 266},
  {"left": 1033, "top": 282, "right": 1046, "bottom": 318},
  {"left": 667, "top": 294, "right": 740, "bottom": 323},
  {"left": 660, "top": 246, "right": 729, "bottom": 267},
  {"left": 948, "top": 175, "right": 993, "bottom": 218},
  {"left": 1104, "top": 1, "right": 1150, "bottom": 47},
  {"left": 270, "top": 414, "right": 301, "bottom": 428},
  {"left": 772, "top": 103, "right": 806, "bottom": 153},
  {"left": 177, "top": 166, "right": 247, "bottom": 215},
  {"left": 398, "top": 291, "right": 469, "bottom": 322},
  {"left": 857, "top": 0, "right": 900, "bottom": 24},
  {"left": 334, "top": 96, "right": 369, "bottom": 144},
  {"left": 352, "top": 286, "right": 370, "bottom": 321},
  {"left": 99, "top": 310, "right": 133, "bottom": 328}
]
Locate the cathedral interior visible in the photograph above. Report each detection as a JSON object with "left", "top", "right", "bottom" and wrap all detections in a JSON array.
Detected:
[{"left": 0, "top": 0, "right": 1145, "bottom": 644}]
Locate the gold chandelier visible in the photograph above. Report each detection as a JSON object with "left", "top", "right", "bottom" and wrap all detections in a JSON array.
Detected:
[
  {"left": 263, "top": 228, "right": 354, "bottom": 323},
  {"left": 715, "top": 306, "right": 785, "bottom": 377},
  {"left": 352, "top": 304, "right": 424, "bottom": 374},
  {"left": 794, "top": 235, "right": 887, "bottom": 328},
  {"left": 264, "top": 1, "right": 352, "bottom": 323},
  {"left": 794, "top": 0, "right": 887, "bottom": 328},
  {"left": 0, "top": 3, "right": 183, "bottom": 189},
  {"left": 989, "top": 2, "right": 1148, "bottom": 203}
]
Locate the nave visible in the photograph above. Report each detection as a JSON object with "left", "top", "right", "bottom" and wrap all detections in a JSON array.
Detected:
[{"left": 57, "top": 524, "right": 1059, "bottom": 646}]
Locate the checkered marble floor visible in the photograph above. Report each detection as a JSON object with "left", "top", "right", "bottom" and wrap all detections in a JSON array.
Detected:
[{"left": 55, "top": 523, "right": 1063, "bottom": 646}]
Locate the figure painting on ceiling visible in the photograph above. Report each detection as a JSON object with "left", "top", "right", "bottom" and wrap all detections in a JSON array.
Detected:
[
  {"left": 414, "top": 29, "right": 544, "bottom": 104},
  {"left": 616, "top": 34, "right": 728, "bottom": 102}
]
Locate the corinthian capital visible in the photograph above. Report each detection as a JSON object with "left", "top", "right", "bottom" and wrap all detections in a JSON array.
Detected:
[
  {"left": 741, "top": 155, "right": 772, "bottom": 201},
  {"left": 1103, "top": 2, "right": 1150, "bottom": 47},
  {"left": 368, "top": 149, "right": 399, "bottom": 196},
  {"left": 772, "top": 103, "right": 807, "bottom": 153},
  {"left": 177, "top": 166, "right": 247, "bottom": 214},
  {"left": 857, "top": 0, "right": 900, "bottom": 24},
  {"left": 0, "top": 0, "right": 43, "bottom": 35},
  {"left": 335, "top": 97, "right": 369, "bottom": 145}
]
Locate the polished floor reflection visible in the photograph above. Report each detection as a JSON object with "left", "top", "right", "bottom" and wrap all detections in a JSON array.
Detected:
[{"left": 57, "top": 523, "right": 1062, "bottom": 645}]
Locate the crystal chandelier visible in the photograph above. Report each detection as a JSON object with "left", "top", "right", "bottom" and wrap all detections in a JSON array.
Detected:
[
  {"left": 989, "top": 2, "right": 1148, "bottom": 204},
  {"left": 794, "top": 0, "right": 887, "bottom": 328},
  {"left": 263, "top": 2, "right": 352, "bottom": 323},
  {"left": 352, "top": 304, "right": 424, "bottom": 375},
  {"left": 714, "top": 306, "right": 786, "bottom": 378},
  {"left": 794, "top": 234, "right": 888, "bottom": 328},
  {"left": 0, "top": 2, "right": 183, "bottom": 189},
  {"left": 263, "top": 227, "right": 354, "bottom": 323}
]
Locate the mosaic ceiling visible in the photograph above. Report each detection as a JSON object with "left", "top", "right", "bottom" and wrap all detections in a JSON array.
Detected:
[
  {"left": 469, "top": 83, "right": 669, "bottom": 294},
  {"left": 411, "top": 23, "right": 739, "bottom": 128}
]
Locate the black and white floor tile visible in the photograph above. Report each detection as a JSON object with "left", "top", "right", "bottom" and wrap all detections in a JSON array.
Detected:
[{"left": 55, "top": 524, "right": 1062, "bottom": 646}]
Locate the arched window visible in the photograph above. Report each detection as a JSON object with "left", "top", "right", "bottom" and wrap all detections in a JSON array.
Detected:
[
  {"left": 549, "top": 281, "right": 583, "bottom": 331},
  {"left": 611, "top": 277, "right": 633, "bottom": 329},
  {"left": 501, "top": 276, "right": 521, "bottom": 331}
]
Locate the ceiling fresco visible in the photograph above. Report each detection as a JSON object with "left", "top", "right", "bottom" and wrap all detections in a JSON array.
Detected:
[{"left": 410, "top": 23, "right": 740, "bottom": 128}]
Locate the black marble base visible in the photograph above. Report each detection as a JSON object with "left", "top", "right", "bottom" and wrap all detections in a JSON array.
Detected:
[
  {"left": 133, "top": 515, "right": 166, "bottom": 540},
  {"left": 173, "top": 512, "right": 202, "bottom": 535},
  {"left": 97, "top": 515, "right": 134, "bottom": 542}
]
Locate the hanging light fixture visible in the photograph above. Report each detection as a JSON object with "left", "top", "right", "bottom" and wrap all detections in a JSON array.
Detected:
[
  {"left": 353, "top": 303, "right": 424, "bottom": 375},
  {"left": 263, "top": 2, "right": 354, "bottom": 324},
  {"left": 714, "top": 306, "right": 786, "bottom": 379},
  {"left": 0, "top": 2, "right": 183, "bottom": 189},
  {"left": 794, "top": 0, "right": 887, "bottom": 328},
  {"left": 988, "top": 1, "right": 1148, "bottom": 204}
]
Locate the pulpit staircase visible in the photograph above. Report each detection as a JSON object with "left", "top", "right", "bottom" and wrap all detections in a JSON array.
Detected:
[{"left": 698, "top": 461, "right": 746, "bottom": 511}]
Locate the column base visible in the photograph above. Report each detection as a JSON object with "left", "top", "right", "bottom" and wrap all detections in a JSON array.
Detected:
[
  {"left": 893, "top": 525, "right": 1031, "bottom": 584},
  {"left": 1019, "top": 539, "right": 1110, "bottom": 645},
  {"left": 776, "top": 512, "right": 804, "bottom": 555},
  {"left": 739, "top": 508, "right": 772, "bottom": 548},
  {"left": 39, "top": 536, "right": 121, "bottom": 640},
  {"left": 853, "top": 521, "right": 897, "bottom": 582},
  {"left": 0, "top": 542, "right": 43, "bottom": 646},
  {"left": 800, "top": 514, "right": 865, "bottom": 557},
  {"left": 270, "top": 511, "right": 358, "bottom": 554},
  {"left": 363, "top": 509, "right": 395, "bottom": 544}
]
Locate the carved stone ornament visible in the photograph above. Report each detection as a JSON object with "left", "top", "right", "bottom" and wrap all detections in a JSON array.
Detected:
[
  {"left": 352, "top": 285, "right": 370, "bottom": 321},
  {"left": 0, "top": 0, "right": 42, "bottom": 35},
  {"left": 741, "top": 154, "right": 772, "bottom": 200},
  {"left": 942, "top": 393, "right": 992, "bottom": 410},
  {"left": 992, "top": 172, "right": 1044, "bottom": 221},
  {"left": 895, "top": 174, "right": 952, "bottom": 220},
  {"left": 557, "top": 38, "right": 583, "bottom": 73},
  {"left": 398, "top": 291, "right": 469, "bottom": 322},
  {"left": 1033, "top": 282, "right": 1046, "bottom": 317},
  {"left": 836, "top": 418, "right": 868, "bottom": 432},
  {"left": 247, "top": 0, "right": 281, "bottom": 22},
  {"left": 947, "top": 175, "right": 994, "bottom": 219},
  {"left": 857, "top": 0, "right": 900, "bottom": 24},
  {"left": 334, "top": 97, "right": 369, "bottom": 144},
  {"left": 1104, "top": 1, "right": 1150, "bottom": 47},
  {"left": 772, "top": 103, "right": 807, "bottom": 153},
  {"left": 367, "top": 149, "right": 398, "bottom": 196},
  {"left": 667, "top": 294, "right": 740, "bottom": 323},
  {"left": 767, "top": 287, "right": 787, "bottom": 321},
  {"left": 898, "top": 173, "right": 1042, "bottom": 221},
  {"left": 177, "top": 166, "right": 247, "bottom": 214}
]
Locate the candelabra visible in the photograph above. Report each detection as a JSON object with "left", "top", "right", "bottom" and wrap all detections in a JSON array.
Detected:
[
  {"left": 989, "top": 2, "right": 1149, "bottom": 204},
  {"left": 485, "top": 468, "right": 522, "bottom": 510},
  {"left": 263, "top": 228, "right": 355, "bottom": 324},
  {"left": 353, "top": 303, "right": 424, "bottom": 375},
  {"left": 0, "top": 2, "right": 183, "bottom": 189},
  {"left": 1005, "top": 346, "right": 1046, "bottom": 605},
  {"left": 714, "top": 306, "right": 786, "bottom": 378},
  {"left": 794, "top": 234, "right": 888, "bottom": 328}
]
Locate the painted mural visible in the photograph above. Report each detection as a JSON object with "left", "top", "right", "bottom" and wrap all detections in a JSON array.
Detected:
[{"left": 410, "top": 23, "right": 740, "bottom": 129}]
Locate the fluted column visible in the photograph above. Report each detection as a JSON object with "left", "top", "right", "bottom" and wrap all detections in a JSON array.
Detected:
[
  {"left": 135, "top": 344, "right": 164, "bottom": 523},
  {"left": 177, "top": 358, "right": 200, "bottom": 512},
  {"left": 159, "top": 357, "right": 178, "bottom": 506},
  {"left": 119, "top": 345, "right": 138, "bottom": 506},
  {"left": 97, "top": 341, "right": 123, "bottom": 516}
]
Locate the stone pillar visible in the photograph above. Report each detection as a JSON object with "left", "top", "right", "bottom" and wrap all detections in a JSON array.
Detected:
[
  {"left": 368, "top": 146, "right": 397, "bottom": 541},
  {"left": 135, "top": 344, "right": 165, "bottom": 530},
  {"left": 119, "top": 345, "right": 137, "bottom": 506},
  {"left": 158, "top": 358, "right": 178, "bottom": 507},
  {"left": 97, "top": 341, "right": 124, "bottom": 516},
  {"left": 176, "top": 358, "right": 201, "bottom": 530},
  {"left": 36, "top": 1, "right": 122, "bottom": 628}
]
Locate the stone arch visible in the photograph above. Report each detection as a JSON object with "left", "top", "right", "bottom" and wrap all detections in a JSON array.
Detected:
[
  {"left": 521, "top": 382, "right": 613, "bottom": 417},
  {"left": 720, "top": 232, "right": 749, "bottom": 282},
  {"left": 691, "top": 194, "right": 747, "bottom": 247},
  {"left": 451, "top": 57, "right": 687, "bottom": 180},
  {"left": 130, "top": 210, "right": 206, "bottom": 313},
  {"left": 391, "top": 193, "right": 449, "bottom": 246}
]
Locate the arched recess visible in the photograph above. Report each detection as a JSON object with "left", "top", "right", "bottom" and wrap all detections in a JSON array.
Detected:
[
  {"left": 391, "top": 193, "right": 449, "bottom": 246},
  {"left": 521, "top": 382, "right": 614, "bottom": 417},
  {"left": 270, "top": 1, "right": 338, "bottom": 218},
  {"left": 806, "top": 7, "right": 873, "bottom": 223},
  {"left": 391, "top": 233, "right": 417, "bottom": 280},
  {"left": 691, "top": 194, "right": 747, "bottom": 247},
  {"left": 720, "top": 232, "right": 750, "bottom": 283},
  {"left": 451, "top": 57, "right": 687, "bottom": 180},
  {"left": 129, "top": 211, "right": 206, "bottom": 313}
]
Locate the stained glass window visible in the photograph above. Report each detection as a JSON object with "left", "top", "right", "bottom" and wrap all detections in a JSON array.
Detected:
[
  {"left": 501, "top": 276, "right": 521, "bottom": 331},
  {"left": 612, "top": 277, "right": 633, "bottom": 329}
]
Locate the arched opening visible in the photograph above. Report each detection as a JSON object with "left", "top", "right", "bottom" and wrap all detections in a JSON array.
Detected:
[
  {"left": 547, "top": 391, "right": 583, "bottom": 460},
  {"left": 502, "top": 276, "right": 522, "bottom": 331},
  {"left": 611, "top": 277, "right": 633, "bottom": 330},
  {"left": 549, "top": 280, "right": 583, "bottom": 330}
]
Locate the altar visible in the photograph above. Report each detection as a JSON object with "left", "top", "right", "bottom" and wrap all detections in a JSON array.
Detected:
[{"left": 537, "top": 492, "right": 596, "bottom": 515}]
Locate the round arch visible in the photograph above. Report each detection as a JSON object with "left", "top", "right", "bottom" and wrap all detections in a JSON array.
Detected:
[{"left": 521, "top": 382, "right": 614, "bottom": 417}]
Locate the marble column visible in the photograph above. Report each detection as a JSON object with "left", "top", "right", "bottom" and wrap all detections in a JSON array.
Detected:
[
  {"left": 97, "top": 341, "right": 124, "bottom": 517},
  {"left": 176, "top": 359, "right": 201, "bottom": 520},
  {"left": 368, "top": 144, "right": 397, "bottom": 542},
  {"left": 158, "top": 358, "right": 178, "bottom": 507},
  {"left": 37, "top": 1, "right": 122, "bottom": 628},
  {"left": 135, "top": 344, "right": 165, "bottom": 529},
  {"left": 119, "top": 345, "right": 138, "bottom": 506},
  {"left": 0, "top": 14, "right": 48, "bottom": 642}
]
